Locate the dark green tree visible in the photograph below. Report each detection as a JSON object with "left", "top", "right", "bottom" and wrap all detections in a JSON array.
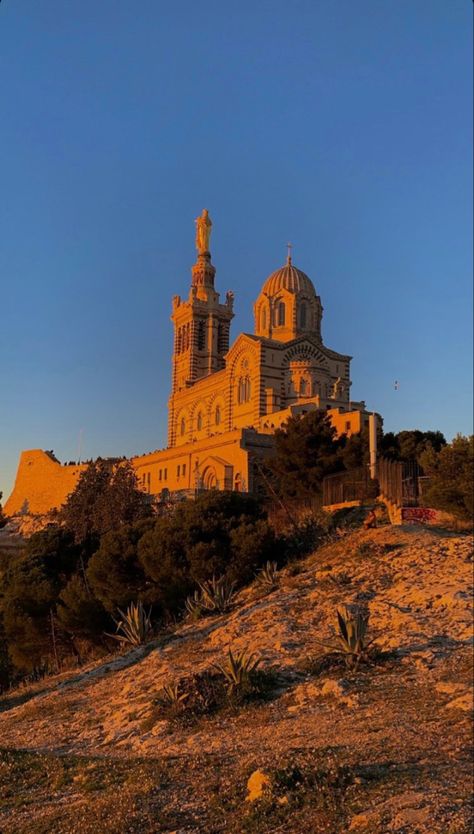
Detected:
[
  {"left": 60, "top": 459, "right": 152, "bottom": 545},
  {"left": 265, "top": 411, "right": 344, "bottom": 499},
  {"left": 419, "top": 435, "right": 473, "bottom": 520},
  {"left": 56, "top": 574, "right": 109, "bottom": 646},
  {"left": 138, "top": 491, "right": 280, "bottom": 614},
  {"left": 0, "top": 528, "right": 79, "bottom": 671},
  {"left": 381, "top": 430, "right": 446, "bottom": 463},
  {"left": 86, "top": 518, "right": 155, "bottom": 613}
]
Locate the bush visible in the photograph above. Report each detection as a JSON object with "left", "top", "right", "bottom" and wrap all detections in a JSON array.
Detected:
[
  {"left": 60, "top": 459, "right": 152, "bottom": 544},
  {"left": 419, "top": 435, "right": 473, "bottom": 520},
  {"left": 138, "top": 492, "right": 284, "bottom": 615},
  {"left": 86, "top": 519, "right": 155, "bottom": 614}
]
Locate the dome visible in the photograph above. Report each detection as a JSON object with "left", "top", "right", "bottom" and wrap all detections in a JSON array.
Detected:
[{"left": 261, "top": 258, "right": 316, "bottom": 297}]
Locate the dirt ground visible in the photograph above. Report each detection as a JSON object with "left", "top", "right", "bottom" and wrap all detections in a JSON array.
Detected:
[{"left": 0, "top": 523, "right": 472, "bottom": 833}]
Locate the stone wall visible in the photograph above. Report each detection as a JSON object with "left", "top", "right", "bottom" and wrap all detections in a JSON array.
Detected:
[{"left": 4, "top": 451, "right": 87, "bottom": 516}]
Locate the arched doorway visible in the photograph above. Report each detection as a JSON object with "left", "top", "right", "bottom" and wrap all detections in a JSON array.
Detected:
[{"left": 202, "top": 466, "right": 218, "bottom": 490}]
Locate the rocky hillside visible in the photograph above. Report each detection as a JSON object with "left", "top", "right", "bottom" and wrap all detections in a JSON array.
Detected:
[{"left": 0, "top": 523, "right": 472, "bottom": 833}]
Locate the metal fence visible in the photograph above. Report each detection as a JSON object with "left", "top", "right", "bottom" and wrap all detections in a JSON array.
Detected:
[
  {"left": 323, "top": 467, "right": 375, "bottom": 506},
  {"left": 323, "top": 458, "right": 425, "bottom": 509},
  {"left": 377, "top": 458, "right": 422, "bottom": 508}
]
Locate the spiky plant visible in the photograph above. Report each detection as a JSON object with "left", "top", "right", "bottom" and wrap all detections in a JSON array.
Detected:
[
  {"left": 199, "top": 575, "right": 237, "bottom": 613},
  {"left": 185, "top": 575, "right": 237, "bottom": 620},
  {"left": 255, "top": 561, "right": 279, "bottom": 591},
  {"left": 158, "top": 680, "right": 189, "bottom": 708},
  {"left": 213, "top": 649, "right": 260, "bottom": 694},
  {"left": 319, "top": 605, "right": 371, "bottom": 669},
  {"left": 110, "top": 600, "right": 153, "bottom": 647},
  {"left": 184, "top": 589, "right": 204, "bottom": 620}
]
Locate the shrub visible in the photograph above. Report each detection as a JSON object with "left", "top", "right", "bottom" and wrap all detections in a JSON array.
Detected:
[
  {"left": 213, "top": 649, "right": 261, "bottom": 696},
  {"left": 86, "top": 519, "right": 155, "bottom": 614},
  {"left": 255, "top": 561, "right": 279, "bottom": 592},
  {"left": 185, "top": 575, "right": 236, "bottom": 619},
  {"left": 419, "top": 435, "right": 473, "bottom": 520},
  {"left": 60, "top": 459, "right": 152, "bottom": 544},
  {"left": 318, "top": 605, "right": 372, "bottom": 670},
  {"left": 110, "top": 601, "right": 153, "bottom": 647},
  {"left": 139, "top": 492, "right": 284, "bottom": 615}
]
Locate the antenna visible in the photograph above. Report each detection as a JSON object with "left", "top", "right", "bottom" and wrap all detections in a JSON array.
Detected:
[{"left": 77, "top": 428, "right": 84, "bottom": 463}]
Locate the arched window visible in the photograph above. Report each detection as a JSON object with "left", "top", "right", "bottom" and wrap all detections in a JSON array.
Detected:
[
  {"left": 215, "top": 405, "right": 221, "bottom": 425},
  {"left": 261, "top": 307, "right": 267, "bottom": 330},
  {"left": 234, "top": 473, "right": 242, "bottom": 492},
  {"left": 217, "top": 323, "right": 227, "bottom": 354},
  {"left": 238, "top": 376, "right": 251, "bottom": 404},
  {"left": 277, "top": 301, "right": 285, "bottom": 326},
  {"left": 197, "top": 320, "right": 206, "bottom": 351},
  {"left": 300, "top": 378, "right": 307, "bottom": 396},
  {"left": 180, "top": 417, "right": 186, "bottom": 436},
  {"left": 197, "top": 412, "right": 203, "bottom": 431},
  {"left": 300, "top": 303, "right": 307, "bottom": 328}
]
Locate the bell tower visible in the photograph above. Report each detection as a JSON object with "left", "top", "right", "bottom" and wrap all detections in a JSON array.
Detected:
[{"left": 168, "top": 211, "right": 234, "bottom": 445}]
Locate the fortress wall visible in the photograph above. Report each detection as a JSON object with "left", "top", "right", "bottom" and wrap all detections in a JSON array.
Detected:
[{"left": 4, "top": 450, "right": 87, "bottom": 516}]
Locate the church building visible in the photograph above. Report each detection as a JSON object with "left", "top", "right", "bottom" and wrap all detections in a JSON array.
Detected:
[{"left": 5, "top": 211, "right": 378, "bottom": 515}]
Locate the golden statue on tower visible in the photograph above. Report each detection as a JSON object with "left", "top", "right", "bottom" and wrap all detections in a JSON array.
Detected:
[{"left": 195, "top": 208, "right": 212, "bottom": 254}]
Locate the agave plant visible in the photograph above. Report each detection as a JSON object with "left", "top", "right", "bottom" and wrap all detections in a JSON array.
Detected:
[
  {"left": 110, "top": 600, "right": 153, "bottom": 647},
  {"left": 319, "top": 605, "right": 372, "bottom": 669},
  {"left": 200, "top": 575, "right": 237, "bottom": 613},
  {"left": 214, "top": 649, "right": 260, "bottom": 694},
  {"left": 185, "top": 575, "right": 236, "bottom": 619},
  {"left": 255, "top": 561, "right": 279, "bottom": 591},
  {"left": 184, "top": 589, "right": 204, "bottom": 619},
  {"left": 157, "top": 680, "right": 189, "bottom": 708}
]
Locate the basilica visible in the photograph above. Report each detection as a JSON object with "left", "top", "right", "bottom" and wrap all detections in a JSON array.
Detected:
[{"left": 5, "top": 211, "right": 377, "bottom": 516}]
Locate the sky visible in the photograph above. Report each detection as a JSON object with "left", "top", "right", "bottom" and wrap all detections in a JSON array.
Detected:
[{"left": 1, "top": 0, "right": 472, "bottom": 501}]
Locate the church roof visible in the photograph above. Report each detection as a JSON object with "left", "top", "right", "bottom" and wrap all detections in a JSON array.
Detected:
[{"left": 261, "top": 258, "right": 316, "bottom": 297}]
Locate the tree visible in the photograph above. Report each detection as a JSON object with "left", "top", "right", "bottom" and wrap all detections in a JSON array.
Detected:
[
  {"left": 56, "top": 574, "right": 109, "bottom": 645},
  {"left": 419, "top": 435, "right": 473, "bottom": 520},
  {"left": 0, "top": 492, "right": 6, "bottom": 529},
  {"left": 381, "top": 430, "right": 446, "bottom": 463},
  {"left": 60, "top": 459, "right": 152, "bottom": 544},
  {"left": 1, "top": 528, "right": 78, "bottom": 671},
  {"left": 86, "top": 518, "right": 155, "bottom": 614},
  {"left": 138, "top": 491, "right": 281, "bottom": 614},
  {"left": 264, "top": 411, "right": 344, "bottom": 499}
]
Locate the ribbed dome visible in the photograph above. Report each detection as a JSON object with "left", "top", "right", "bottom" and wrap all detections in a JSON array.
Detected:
[{"left": 261, "top": 259, "right": 316, "bottom": 297}]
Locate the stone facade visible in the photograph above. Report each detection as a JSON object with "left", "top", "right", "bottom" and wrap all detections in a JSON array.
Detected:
[{"left": 5, "top": 217, "right": 379, "bottom": 516}]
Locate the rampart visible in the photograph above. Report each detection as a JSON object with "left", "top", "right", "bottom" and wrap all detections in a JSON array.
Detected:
[{"left": 4, "top": 450, "right": 88, "bottom": 516}]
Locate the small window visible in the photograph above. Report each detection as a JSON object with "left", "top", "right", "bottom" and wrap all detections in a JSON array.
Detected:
[
  {"left": 277, "top": 301, "right": 285, "bottom": 326},
  {"left": 261, "top": 308, "right": 266, "bottom": 330},
  {"left": 215, "top": 405, "right": 221, "bottom": 425},
  {"left": 159, "top": 469, "right": 162, "bottom": 481},
  {"left": 197, "top": 320, "right": 206, "bottom": 351},
  {"left": 177, "top": 465, "right": 181, "bottom": 477},
  {"left": 197, "top": 412, "right": 203, "bottom": 431},
  {"left": 180, "top": 417, "right": 186, "bottom": 436},
  {"left": 300, "top": 303, "right": 307, "bottom": 328},
  {"left": 164, "top": 468, "right": 167, "bottom": 480},
  {"left": 300, "top": 378, "right": 307, "bottom": 396},
  {"left": 345, "top": 421, "right": 351, "bottom": 432},
  {"left": 238, "top": 377, "right": 251, "bottom": 404},
  {"left": 182, "top": 464, "right": 186, "bottom": 476}
]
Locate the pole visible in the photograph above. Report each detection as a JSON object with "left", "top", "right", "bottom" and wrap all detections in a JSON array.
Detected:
[{"left": 369, "top": 413, "right": 377, "bottom": 481}]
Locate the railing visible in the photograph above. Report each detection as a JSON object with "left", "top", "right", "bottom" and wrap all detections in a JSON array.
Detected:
[
  {"left": 323, "top": 459, "right": 425, "bottom": 509},
  {"left": 323, "top": 467, "right": 376, "bottom": 506},
  {"left": 377, "top": 458, "right": 423, "bottom": 508}
]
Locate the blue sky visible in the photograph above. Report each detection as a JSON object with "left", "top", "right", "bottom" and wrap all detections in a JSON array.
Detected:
[{"left": 1, "top": 0, "right": 472, "bottom": 501}]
